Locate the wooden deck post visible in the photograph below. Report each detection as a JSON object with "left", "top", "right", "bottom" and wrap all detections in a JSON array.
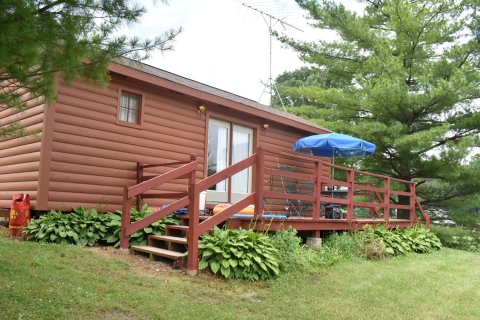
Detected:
[
  {"left": 410, "top": 182, "right": 416, "bottom": 222},
  {"left": 346, "top": 170, "right": 355, "bottom": 221},
  {"left": 254, "top": 147, "right": 265, "bottom": 218},
  {"left": 187, "top": 155, "right": 199, "bottom": 275},
  {"left": 136, "top": 162, "right": 143, "bottom": 212},
  {"left": 313, "top": 161, "right": 322, "bottom": 221},
  {"left": 120, "top": 186, "right": 131, "bottom": 249},
  {"left": 384, "top": 178, "right": 391, "bottom": 221}
]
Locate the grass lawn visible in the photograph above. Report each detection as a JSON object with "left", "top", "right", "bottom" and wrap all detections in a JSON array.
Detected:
[{"left": 1, "top": 232, "right": 479, "bottom": 320}]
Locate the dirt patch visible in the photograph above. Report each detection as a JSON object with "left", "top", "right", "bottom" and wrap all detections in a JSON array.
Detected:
[{"left": 88, "top": 246, "right": 181, "bottom": 278}]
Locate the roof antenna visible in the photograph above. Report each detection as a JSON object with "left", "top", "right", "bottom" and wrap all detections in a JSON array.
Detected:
[{"left": 242, "top": 3, "right": 303, "bottom": 111}]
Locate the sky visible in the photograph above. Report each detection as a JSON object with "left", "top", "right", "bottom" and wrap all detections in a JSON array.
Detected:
[{"left": 125, "top": 0, "right": 362, "bottom": 105}]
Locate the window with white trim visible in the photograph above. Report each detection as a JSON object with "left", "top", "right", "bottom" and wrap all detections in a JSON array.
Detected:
[{"left": 119, "top": 92, "right": 141, "bottom": 124}]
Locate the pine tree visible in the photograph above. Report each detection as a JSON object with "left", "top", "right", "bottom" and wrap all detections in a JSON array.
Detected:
[
  {"left": 0, "top": 0, "right": 180, "bottom": 137},
  {"left": 276, "top": 0, "right": 480, "bottom": 213}
]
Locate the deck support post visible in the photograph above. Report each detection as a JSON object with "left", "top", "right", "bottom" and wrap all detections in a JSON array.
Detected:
[
  {"left": 410, "top": 182, "right": 416, "bottom": 222},
  {"left": 346, "top": 170, "right": 355, "bottom": 221},
  {"left": 313, "top": 161, "right": 322, "bottom": 221},
  {"left": 187, "top": 155, "right": 199, "bottom": 275},
  {"left": 136, "top": 162, "right": 143, "bottom": 212},
  {"left": 384, "top": 178, "right": 391, "bottom": 221},
  {"left": 254, "top": 147, "right": 265, "bottom": 218},
  {"left": 120, "top": 186, "right": 131, "bottom": 249}
]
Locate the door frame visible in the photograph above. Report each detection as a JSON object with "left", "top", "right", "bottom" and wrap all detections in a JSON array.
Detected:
[{"left": 204, "top": 110, "right": 259, "bottom": 203}]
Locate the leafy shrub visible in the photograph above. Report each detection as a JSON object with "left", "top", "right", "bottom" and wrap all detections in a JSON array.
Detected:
[
  {"left": 198, "top": 228, "right": 280, "bottom": 281},
  {"left": 364, "top": 225, "right": 409, "bottom": 255},
  {"left": 358, "top": 234, "right": 387, "bottom": 259},
  {"left": 25, "top": 205, "right": 180, "bottom": 247},
  {"left": 105, "top": 204, "right": 180, "bottom": 247},
  {"left": 396, "top": 227, "right": 442, "bottom": 253},
  {"left": 364, "top": 225, "right": 441, "bottom": 255},
  {"left": 25, "top": 208, "right": 112, "bottom": 246},
  {"left": 431, "top": 225, "right": 480, "bottom": 252},
  {"left": 323, "top": 232, "right": 363, "bottom": 259},
  {"left": 269, "top": 228, "right": 334, "bottom": 273}
]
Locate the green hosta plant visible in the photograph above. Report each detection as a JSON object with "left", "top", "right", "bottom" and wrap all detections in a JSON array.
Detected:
[
  {"left": 365, "top": 225, "right": 411, "bottom": 255},
  {"left": 105, "top": 204, "right": 181, "bottom": 247},
  {"left": 364, "top": 225, "right": 441, "bottom": 256},
  {"left": 396, "top": 227, "right": 442, "bottom": 253},
  {"left": 25, "top": 208, "right": 111, "bottom": 246},
  {"left": 198, "top": 228, "right": 281, "bottom": 281}
]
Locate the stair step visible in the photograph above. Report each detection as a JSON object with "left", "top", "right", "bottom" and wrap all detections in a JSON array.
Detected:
[
  {"left": 149, "top": 235, "right": 187, "bottom": 244},
  {"left": 130, "top": 245, "right": 185, "bottom": 260},
  {"left": 166, "top": 225, "right": 189, "bottom": 231}
]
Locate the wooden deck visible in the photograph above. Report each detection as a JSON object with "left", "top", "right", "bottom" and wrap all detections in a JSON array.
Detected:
[{"left": 119, "top": 147, "right": 430, "bottom": 273}]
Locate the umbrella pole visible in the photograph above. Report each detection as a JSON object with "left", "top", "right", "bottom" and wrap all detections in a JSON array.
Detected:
[{"left": 332, "top": 152, "right": 335, "bottom": 190}]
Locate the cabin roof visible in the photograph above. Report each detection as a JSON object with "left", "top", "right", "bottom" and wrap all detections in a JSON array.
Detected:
[{"left": 110, "top": 57, "right": 329, "bottom": 134}]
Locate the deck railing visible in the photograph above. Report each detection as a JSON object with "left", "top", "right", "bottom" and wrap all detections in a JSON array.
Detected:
[
  {"left": 261, "top": 148, "right": 428, "bottom": 224},
  {"left": 119, "top": 155, "right": 198, "bottom": 249},
  {"left": 120, "top": 147, "right": 430, "bottom": 273}
]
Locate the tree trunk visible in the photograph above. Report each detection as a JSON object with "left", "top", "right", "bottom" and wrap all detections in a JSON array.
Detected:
[{"left": 397, "top": 195, "right": 410, "bottom": 219}]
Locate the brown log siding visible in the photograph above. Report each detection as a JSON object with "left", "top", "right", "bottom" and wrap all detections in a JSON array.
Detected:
[
  {"left": 0, "top": 91, "right": 44, "bottom": 208},
  {"left": 1, "top": 70, "right": 328, "bottom": 212},
  {"left": 47, "top": 77, "right": 205, "bottom": 210}
]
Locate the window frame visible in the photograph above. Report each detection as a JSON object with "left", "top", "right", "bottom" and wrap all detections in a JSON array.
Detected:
[{"left": 116, "top": 89, "right": 145, "bottom": 128}]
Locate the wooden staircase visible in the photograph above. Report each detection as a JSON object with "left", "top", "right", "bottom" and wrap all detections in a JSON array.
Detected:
[
  {"left": 130, "top": 224, "right": 189, "bottom": 266},
  {"left": 129, "top": 216, "right": 211, "bottom": 267}
]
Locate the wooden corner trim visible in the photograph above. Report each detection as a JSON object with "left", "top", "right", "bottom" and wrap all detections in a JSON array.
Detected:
[{"left": 36, "top": 102, "right": 56, "bottom": 210}]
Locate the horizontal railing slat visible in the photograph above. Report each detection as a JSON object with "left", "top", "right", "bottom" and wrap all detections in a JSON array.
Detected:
[
  {"left": 353, "top": 201, "right": 385, "bottom": 208},
  {"left": 389, "top": 190, "right": 411, "bottom": 196},
  {"left": 198, "top": 194, "right": 255, "bottom": 234},
  {"left": 141, "top": 160, "right": 192, "bottom": 169},
  {"left": 141, "top": 192, "right": 188, "bottom": 199},
  {"left": 353, "top": 184, "right": 385, "bottom": 193},
  {"left": 128, "top": 161, "right": 197, "bottom": 198},
  {"left": 264, "top": 168, "right": 316, "bottom": 182},
  {"left": 264, "top": 191, "right": 315, "bottom": 202},
  {"left": 126, "top": 196, "right": 189, "bottom": 236},
  {"left": 390, "top": 204, "right": 411, "bottom": 210}
]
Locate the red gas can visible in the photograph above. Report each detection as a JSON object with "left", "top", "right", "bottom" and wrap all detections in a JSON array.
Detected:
[{"left": 9, "top": 194, "right": 31, "bottom": 238}]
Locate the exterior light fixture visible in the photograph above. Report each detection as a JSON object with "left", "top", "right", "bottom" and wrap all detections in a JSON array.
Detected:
[
  {"left": 198, "top": 105, "right": 206, "bottom": 114},
  {"left": 262, "top": 123, "right": 269, "bottom": 130}
]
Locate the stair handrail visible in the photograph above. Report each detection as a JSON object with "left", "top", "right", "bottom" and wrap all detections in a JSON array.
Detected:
[
  {"left": 120, "top": 156, "right": 198, "bottom": 249},
  {"left": 186, "top": 150, "right": 261, "bottom": 274}
]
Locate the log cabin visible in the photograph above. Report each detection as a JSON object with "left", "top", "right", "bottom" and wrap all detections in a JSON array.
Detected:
[{"left": 0, "top": 58, "right": 429, "bottom": 273}]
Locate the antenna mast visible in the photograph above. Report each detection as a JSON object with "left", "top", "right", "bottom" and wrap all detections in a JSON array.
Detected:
[{"left": 242, "top": 3, "right": 302, "bottom": 110}]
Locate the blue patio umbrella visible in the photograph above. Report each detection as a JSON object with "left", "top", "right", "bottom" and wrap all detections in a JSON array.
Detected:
[
  {"left": 293, "top": 133, "right": 376, "bottom": 158},
  {"left": 293, "top": 133, "right": 376, "bottom": 181}
]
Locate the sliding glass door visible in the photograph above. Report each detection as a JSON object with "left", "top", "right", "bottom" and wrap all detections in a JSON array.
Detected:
[{"left": 207, "top": 119, "right": 253, "bottom": 203}]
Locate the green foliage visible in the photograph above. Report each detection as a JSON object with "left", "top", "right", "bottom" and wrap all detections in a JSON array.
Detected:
[
  {"left": 198, "top": 228, "right": 281, "bottom": 281},
  {"left": 24, "top": 204, "right": 180, "bottom": 247},
  {"left": 269, "top": 228, "right": 336, "bottom": 273},
  {"left": 323, "top": 232, "right": 364, "bottom": 259},
  {"left": 276, "top": 0, "right": 480, "bottom": 206},
  {"left": 358, "top": 234, "right": 387, "bottom": 260},
  {"left": 24, "top": 207, "right": 112, "bottom": 246},
  {"left": 431, "top": 225, "right": 480, "bottom": 252},
  {"left": 0, "top": 0, "right": 180, "bottom": 138},
  {"left": 106, "top": 204, "right": 180, "bottom": 247},
  {"left": 365, "top": 225, "right": 442, "bottom": 255}
]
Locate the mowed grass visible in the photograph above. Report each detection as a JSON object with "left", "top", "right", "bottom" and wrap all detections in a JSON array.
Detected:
[{"left": 1, "top": 234, "right": 479, "bottom": 320}]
